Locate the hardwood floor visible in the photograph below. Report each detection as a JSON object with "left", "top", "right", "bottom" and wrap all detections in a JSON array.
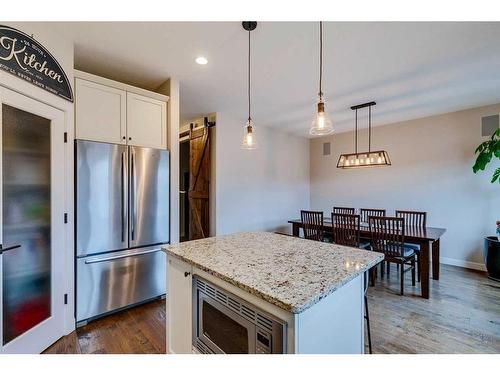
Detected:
[
  {"left": 44, "top": 265, "right": 500, "bottom": 354},
  {"left": 367, "top": 264, "right": 500, "bottom": 353},
  {"left": 43, "top": 299, "right": 166, "bottom": 354}
]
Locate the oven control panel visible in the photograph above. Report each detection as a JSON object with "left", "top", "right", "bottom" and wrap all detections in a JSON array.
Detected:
[{"left": 256, "top": 329, "right": 272, "bottom": 354}]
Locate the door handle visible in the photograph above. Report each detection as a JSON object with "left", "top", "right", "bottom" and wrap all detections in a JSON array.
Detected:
[
  {"left": 84, "top": 248, "right": 162, "bottom": 264},
  {"left": 121, "top": 151, "right": 127, "bottom": 243},
  {"left": 131, "top": 150, "right": 137, "bottom": 241},
  {"left": 0, "top": 244, "right": 21, "bottom": 255}
]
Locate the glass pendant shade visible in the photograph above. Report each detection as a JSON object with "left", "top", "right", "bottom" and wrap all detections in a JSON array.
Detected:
[
  {"left": 241, "top": 119, "right": 257, "bottom": 150},
  {"left": 337, "top": 150, "right": 391, "bottom": 168},
  {"left": 310, "top": 100, "right": 334, "bottom": 136}
]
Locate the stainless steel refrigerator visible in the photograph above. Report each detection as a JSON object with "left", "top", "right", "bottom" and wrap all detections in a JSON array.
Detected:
[{"left": 75, "top": 140, "right": 169, "bottom": 325}]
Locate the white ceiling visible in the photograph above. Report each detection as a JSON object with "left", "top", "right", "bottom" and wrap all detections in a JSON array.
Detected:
[{"left": 46, "top": 22, "right": 500, "bottom": 136}]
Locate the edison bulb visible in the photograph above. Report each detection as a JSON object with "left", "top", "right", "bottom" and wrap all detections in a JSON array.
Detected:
[
  {"left": 310, "top": 99, "right": 334, "bottom": 136},
  {"left": 241, "top": 119, "right": 257, "bottom": 150}
]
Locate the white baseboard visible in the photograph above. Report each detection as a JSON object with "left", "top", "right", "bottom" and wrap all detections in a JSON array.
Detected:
[{"left": 439, "top": 257, "right": 486, "bottom": 271}]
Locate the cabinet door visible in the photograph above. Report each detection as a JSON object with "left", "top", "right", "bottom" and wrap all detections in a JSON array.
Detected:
[
  {"left": 75, "top": 79, "right": 126, "bottom": 144},
  {"left": 167, "top": 256, "right": 192, "bottom": 354},
  {"left": 126, "top": 92, "right": 166, "bottom": 149}
]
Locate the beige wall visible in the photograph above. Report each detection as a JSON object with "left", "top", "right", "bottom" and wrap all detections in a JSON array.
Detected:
[
  {"left": 216, "top": 112, "right": 310, "bottom": 235},
  {"left": 310, "top": 103, "right": 500, "bottom": 270},
  {"left": 156, "top": 79, "right": 180, "bottom": 244}
]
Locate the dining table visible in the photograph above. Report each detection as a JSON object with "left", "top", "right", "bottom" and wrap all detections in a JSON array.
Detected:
[{"left": 288, "top": 218, "right": 446, "bottom": 299}]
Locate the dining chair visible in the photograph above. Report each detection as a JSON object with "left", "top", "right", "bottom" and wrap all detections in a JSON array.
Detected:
[
  {"left": 395, "top": 210, "right": 427, "bottom": 282},
  {"left": 332, "top": 206, "right": 356, "bottom": 215},
  {"left": 369, "top": 216, "right": 416, "bottom": 295},
  {"left": 360, "top": 208, "right": 386, "bottom": 223},
  {"left": 359, "top": 208, "right": 386, "bottom": 261},
  {"left": 331, "top": 212, "right": 373, "bottom": 353},
  {"left": 331, "top": 213, "right": 360, "bottom": 247},
  {"left": 300, "top": 210, "right": 324, "bottom": 242}
]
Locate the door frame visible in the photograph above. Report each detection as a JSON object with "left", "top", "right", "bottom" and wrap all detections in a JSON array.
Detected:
[{"left": 0, "top": 74, "right": 75, "bottom": 352}]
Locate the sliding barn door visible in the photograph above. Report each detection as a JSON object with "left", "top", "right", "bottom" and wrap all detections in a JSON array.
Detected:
[{"left": 188, "top": 125, "right": 211, "bottom": 240}]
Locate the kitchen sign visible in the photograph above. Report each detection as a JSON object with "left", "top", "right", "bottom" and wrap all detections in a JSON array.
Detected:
[{"left": 0, "top": 25, "right": 73, "bottom": 102}]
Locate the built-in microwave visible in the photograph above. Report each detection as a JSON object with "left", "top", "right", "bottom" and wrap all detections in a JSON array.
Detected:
[{"left": 192, "top": 276, "right": 287, "bottom": 354}]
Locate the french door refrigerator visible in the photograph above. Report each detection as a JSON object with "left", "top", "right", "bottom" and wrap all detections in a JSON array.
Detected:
[{"left": 76, "top": 140, "right": 169, "bottom": 325}]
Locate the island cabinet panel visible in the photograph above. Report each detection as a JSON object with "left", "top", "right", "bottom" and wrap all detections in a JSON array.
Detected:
[
  {"left": 126, "top": 92, "right": 167, "bottom": 149},
  {"left": 294, "top": 274, "right": 364, "bottom": 354},
  {"left": 167, "top": 256, "right": 193, "bottom": 354},
  {"left": 75, "top": 78, "right": 127, "bottom": 144}
]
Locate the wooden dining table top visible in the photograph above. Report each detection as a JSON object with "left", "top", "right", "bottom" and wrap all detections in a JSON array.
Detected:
[{"left": 288, "top": 218, "right": 446, "bottom": 242}]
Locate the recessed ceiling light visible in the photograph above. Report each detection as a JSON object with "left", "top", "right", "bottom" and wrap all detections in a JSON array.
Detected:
[{"left": 195, "top": 56, "right": 208, "bottom": 65}]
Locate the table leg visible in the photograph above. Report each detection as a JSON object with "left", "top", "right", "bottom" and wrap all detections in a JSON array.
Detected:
[
  {"left": 420, "top": 241, "right": 430, "bottom": 299},
  {"left": 292, "top": 222, "right": 300, "bottom": 237},
  {"left": 432, "top": 238, "right": 440, "bottom": 280}
]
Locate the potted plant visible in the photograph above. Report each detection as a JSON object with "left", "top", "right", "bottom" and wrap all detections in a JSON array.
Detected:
[{"left": 473, "top": 128, "right": 499, "bottom": 281}]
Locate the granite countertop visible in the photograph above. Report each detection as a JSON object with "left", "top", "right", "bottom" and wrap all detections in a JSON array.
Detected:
[{"left": 163, "top": 232, "right": 383, "bottom": 314}]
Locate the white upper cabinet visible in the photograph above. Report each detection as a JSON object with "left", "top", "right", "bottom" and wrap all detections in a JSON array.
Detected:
[
  {"left": 126, "top": 92, "right": 167, "bottom": 149},
  {"left": 75, "top": 72, "right": 168, "bottom": 149},
  {"left": 76, "top": 79, "right": 127, "bottom": 144}
]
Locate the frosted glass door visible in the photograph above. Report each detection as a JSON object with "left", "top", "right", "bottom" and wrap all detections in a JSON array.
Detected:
[
  {"left": 2, "top": 105, "right": 51, "bottom": 345},
  {"left": 0, "top": 87, "right": 65, "bottom": 354}
]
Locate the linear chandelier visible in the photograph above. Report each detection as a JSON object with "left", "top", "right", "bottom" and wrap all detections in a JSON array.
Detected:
[{"left": 337, "top": 101, "right": 391, "bottom": 169}]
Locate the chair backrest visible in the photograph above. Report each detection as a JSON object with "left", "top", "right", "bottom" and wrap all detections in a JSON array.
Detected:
[
  {"left": 301, "top": 210, "right": 324, "bottom": 241},
  {"left": 331, "top": 213, "right": 360, "bottom": 248},
  {"left": 368, "top": 216, "right": 405, "bottom": 258},
  {"left": 395, "top": 210, "right": 427, "bottom": 227},
  {"left": 360, "top": 208, "right": 386, "bottom": 223},
  {"left": 333, "top": 206, "right": 356, "bottom": 215}
]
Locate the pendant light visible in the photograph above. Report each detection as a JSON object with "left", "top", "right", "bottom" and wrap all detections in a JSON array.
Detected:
[
  {"left": 241, "top": 21, "right": 258, "bottom": 150},
  {"left": 337, "top": 101, "right": 391, "bottom": 168},
  {"left": 310, "top": 21, "right": 334, "bottom": 136}
]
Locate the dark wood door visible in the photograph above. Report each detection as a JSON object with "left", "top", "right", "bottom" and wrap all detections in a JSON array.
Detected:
[{"left": 188, "top": 124, "right": 211, "bottom": 239}]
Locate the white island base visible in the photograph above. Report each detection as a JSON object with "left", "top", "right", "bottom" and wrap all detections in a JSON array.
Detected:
[{"left": 167, "top": 256, "right": 366, "bottom": 354}]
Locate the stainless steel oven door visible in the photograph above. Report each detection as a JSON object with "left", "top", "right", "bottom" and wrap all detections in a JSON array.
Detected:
[{"left": 197, "top": 292, "right": 256, "bottom": 354}]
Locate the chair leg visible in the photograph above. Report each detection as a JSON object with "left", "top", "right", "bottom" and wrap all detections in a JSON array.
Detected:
[
  {"left": 381, "top": 261, "right": 385, "bottom": 279},
  {"left": 417, "top": 252, "right": 421, "bottom": 282},
  {"left": 364, "top": 295, "right": 372, "bottom": 354},
  {"left": 411, "top": 259, "right": 416, "bottom": 286},
  {"left": 369, "top": 268, "right": 375, "bottom": 287},
  {"left": 386, "top": 261, "right": 390, "bottom": 277},
  {"left": 400, "top": 262, "right": 404, "bottom": 295}
]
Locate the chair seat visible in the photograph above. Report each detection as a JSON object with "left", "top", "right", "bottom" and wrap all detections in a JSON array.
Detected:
[
  {"left": 404, "top": 243, "right": 421, "bottom": 252},
  {"left": 386, "top": 246, "right": 415, "bottom": 260},
  {"left": 360, "top": 241, "right": 371, "bottom": 250}
]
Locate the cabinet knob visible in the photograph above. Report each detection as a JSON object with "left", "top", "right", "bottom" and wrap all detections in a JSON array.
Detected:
[
  {"left": 128, "top": 137, "right": 132, "bottom": 140},
  {"left": 184, "top": 271, "right": 191, "bottom": 277},
  {"left": 122, "top": 136, "right": 126, "bottom": 140}
]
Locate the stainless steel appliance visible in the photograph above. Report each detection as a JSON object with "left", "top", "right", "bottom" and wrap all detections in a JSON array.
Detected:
[
  {"left": 76, "top": 140, "right": 169, "bottom": 324},
  {"left": 192, "top": 276, "right": 286, "bottom": 354}
]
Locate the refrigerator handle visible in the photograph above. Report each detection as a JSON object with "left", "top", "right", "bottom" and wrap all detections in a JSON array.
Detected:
[
  {"left": 131, "top": 149, "right": 137, "bottom": 241},
  {"left": 121, "top": 151, "right": 127, "bottom": 243}
]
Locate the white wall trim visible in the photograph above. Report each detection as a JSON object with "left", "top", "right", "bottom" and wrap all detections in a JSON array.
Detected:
[{"left": 440, "top": 257, "right": 486, "bottom": 272}]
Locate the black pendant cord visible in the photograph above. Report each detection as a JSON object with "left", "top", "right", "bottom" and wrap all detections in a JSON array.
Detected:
[
  {"left": 247, "top": 28, "right": 251, "bottom": 122},
  {"left": 355, "top": 109, "right": 358, "bottom": 154},
  {"left": 319, "top": 21, "right": 323, "bottom": 99},
  {"left": 368, "top": 106, "right": 372, "bottom": 153}
]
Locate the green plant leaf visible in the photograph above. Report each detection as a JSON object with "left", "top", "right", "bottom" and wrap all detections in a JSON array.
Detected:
[
  {"left": 473, "top": 151, "right": 492, "bottom": 173},
  {"left": 472, "top": 128, "right": 500, "bottom": 183},
  {"left": 491, "top": 167, "right": 500, "bottom": 184}
]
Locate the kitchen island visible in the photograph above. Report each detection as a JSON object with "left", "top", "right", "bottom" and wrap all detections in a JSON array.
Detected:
[{"left": 163, "top": 232, "right": 383, "bottom": 354}]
